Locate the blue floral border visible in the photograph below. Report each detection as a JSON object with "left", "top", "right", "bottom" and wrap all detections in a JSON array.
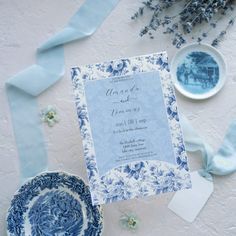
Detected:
[{"left": 71, "top": 52, "right": 191, "bottom": 205}]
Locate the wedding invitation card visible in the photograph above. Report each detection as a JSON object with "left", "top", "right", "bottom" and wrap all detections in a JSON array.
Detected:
[{"left": 71, "top": 52, "right": 191, "bottom": 205}]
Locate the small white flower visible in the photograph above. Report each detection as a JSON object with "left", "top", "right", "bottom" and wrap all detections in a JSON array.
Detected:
[{"left": 40, "top": 105, "right": 59, "bottom": 127}]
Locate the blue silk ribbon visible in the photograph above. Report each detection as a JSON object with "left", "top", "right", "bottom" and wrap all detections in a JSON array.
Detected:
[
  {"left": 6, "top": 0, "right": 119, "bottom": 181},
  {"left": 181, "top": 115, "right": 236, "bottom": 181}
]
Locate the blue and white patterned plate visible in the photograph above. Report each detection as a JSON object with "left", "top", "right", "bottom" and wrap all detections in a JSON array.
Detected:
[
  {"left": 171, "top": 43, "right": 226, "bottom": 99},
  {"left": 6, "top": 172, "right": 103, "bottom": 236}
]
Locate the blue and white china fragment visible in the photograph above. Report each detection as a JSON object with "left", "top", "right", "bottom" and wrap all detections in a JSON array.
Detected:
[
  {"left": 71, "top": 52, "right": 192, "bottom": 205},
  {"left": 6, "top": 172, "right": 103, "bottom": 236}
]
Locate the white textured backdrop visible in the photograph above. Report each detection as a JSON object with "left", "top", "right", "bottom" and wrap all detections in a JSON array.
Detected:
[{"left": 1, "top": 0, "right": 236, "bottom": 235}]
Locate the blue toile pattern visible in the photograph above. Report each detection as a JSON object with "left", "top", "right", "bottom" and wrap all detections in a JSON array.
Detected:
[
  {"left": 29, "top": 190, "right": 83, "bottom": 235},
  {"left": 71, "top": 52, "right": 191, "bottom": 205},
  {"left": 7, "top": 172, "right": 103, "bottom": 236},
  {"left": 176, "top": 51, "right": 220, "bottom": 95}
]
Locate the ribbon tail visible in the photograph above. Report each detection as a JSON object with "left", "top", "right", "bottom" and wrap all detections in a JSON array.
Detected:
[
  {"left": 6, "top": 85, "right": 48, "bottom": 180},
  {"left": 6, "top": 0, "right": 119, "bottom": 181},
  {"left": 180, "top": 114, "right": 214, "bottom": 170},
  {"left": 210, "top": 120, "right": 236, "bottom": 176}
]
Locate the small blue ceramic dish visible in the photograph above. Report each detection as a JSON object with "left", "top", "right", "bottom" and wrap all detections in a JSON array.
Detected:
[
  {"left": 171, "top": 43, "right": 226, "bottom": 99},
  {"left": 6, "top": 172, "right": 103, "bottom": 236}
]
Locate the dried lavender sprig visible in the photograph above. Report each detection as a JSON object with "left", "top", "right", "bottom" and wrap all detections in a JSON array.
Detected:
[
  {"left": 212, "top": 16, "right": 236, "bottom": 46},
  {"left": 132, "top": 0, "right": 236, "bottom": 48},
  {"left": 195, "top": 2, "right": 235, "bottom": 44}
]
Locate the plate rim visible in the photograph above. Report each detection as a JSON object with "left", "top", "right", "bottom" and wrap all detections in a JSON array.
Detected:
[
  {"left": 6, "top": 170, "right": 104, "bottom": 236},
  {"left": 170, "top": 43, "right": 227, "bottom": 100}
]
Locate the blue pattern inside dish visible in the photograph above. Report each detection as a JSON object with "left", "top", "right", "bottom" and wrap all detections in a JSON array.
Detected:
[
  {"left": 29, "top": 190, "right": 84, "bottom": 235},
  {"left": 6, "top": 172, "right": 103, "bottom": 236},
  {"left": 177, "top": 51, "right": 219, "bottom": 94}
]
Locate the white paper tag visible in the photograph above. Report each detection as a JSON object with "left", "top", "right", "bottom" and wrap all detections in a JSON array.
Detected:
[{"left": 168, "top": 171, "right": 214, "bottom": 223}]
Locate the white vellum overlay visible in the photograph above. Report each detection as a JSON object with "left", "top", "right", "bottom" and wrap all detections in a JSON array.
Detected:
[{"left": 168, "top": 171, "right": 214, "bottom": 223}]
